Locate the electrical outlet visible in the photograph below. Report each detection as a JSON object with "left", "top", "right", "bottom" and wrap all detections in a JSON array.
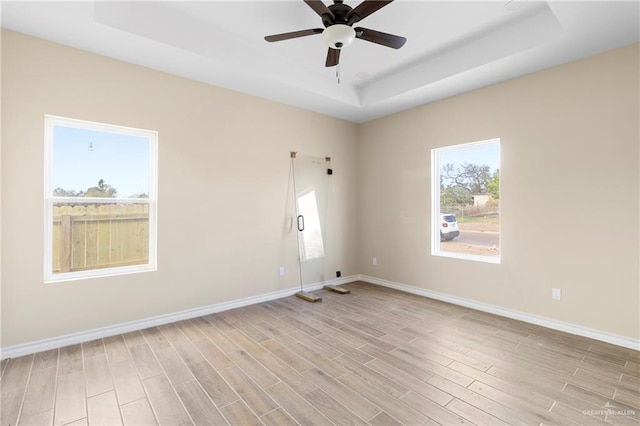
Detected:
[
  {"left": 279, "top": 266, "right": 285, "bottom": 276},
  {"left": 336, "top": 271, "right": 341, "bottom": 278},
  {"left": 372, "top": 257, "right": 378, "bottom": 266},
  {"left": 551, "top": 288, "right": 561, "bottom": 300}
]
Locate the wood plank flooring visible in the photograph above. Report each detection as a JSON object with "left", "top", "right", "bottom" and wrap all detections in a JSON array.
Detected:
[{"left": 1, "top": 281, "right": 639, "bottom": 425}]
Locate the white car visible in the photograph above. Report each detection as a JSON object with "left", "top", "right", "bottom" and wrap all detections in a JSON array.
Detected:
[{"left": 440, "top": 214, "right": 460, "bottom": 241}]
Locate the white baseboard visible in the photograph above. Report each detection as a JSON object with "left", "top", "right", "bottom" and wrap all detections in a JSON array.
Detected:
[
  {"left": 358, "top": 274, "right": 640, "bottom": 351},
  {"left": 0, "top": 275, "right": 358, "bottom": 360},
  {"left": 4, "top": 273, "right": 635, "bottom": 359}
]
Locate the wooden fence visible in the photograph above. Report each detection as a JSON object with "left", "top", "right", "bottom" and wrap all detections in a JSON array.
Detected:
[{"left": 52, "top": 203, "right": 149, "bottom": 273}]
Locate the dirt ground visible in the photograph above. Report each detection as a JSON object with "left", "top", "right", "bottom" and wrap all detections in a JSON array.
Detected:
[{"left": 442, "top": 216, "right": 500, "bottom": 257}]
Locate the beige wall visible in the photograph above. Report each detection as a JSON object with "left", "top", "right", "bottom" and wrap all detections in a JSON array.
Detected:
[
  {"left": 1, "top": 30, "right": 359, "bottom": 347},
  {"left": 359, "top": 43, "right": 640, "bottom": 340},
  {"left": 2, "top": 29, "right": 638, "bottom": 348}
]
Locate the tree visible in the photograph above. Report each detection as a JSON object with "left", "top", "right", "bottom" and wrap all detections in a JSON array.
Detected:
[
  {"left": 53, "top": 187, "right": 85, "bottom": 197},
  {"left": 53, "top": 179, "right": 117, "bottom": 198},
  {"left": 129, "top": 193, "right": 149, "bottom": 199},
  {"left": 440, "top": 186, "right": 473, "bottom": 208},
  {"left": 441, "top": 163, "right": 492, "bottom": 194},
  {"left": 439, "top": 162, "right": 499, "bottom": 209},
  {"left": 85, "top": 179, "right": 117, "bottom": 197},
  {"left": 487, "top": 170, "right": 500, "bottom": 200}
]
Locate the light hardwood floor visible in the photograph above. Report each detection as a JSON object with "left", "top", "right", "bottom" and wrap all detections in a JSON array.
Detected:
[{"left": 1, "top": 281, "right": 639, "bottom": 425}]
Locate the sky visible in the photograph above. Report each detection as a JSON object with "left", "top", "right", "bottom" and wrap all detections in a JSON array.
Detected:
[
  {"left": 52, "top": 125, "right": 151, "bottom": 198},
  {"left": 439, "top": 140, "right": 500, "bottom": 172}
]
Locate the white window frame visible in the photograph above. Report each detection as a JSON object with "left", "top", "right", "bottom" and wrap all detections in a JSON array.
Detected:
[
  {"left": 44, "top": 115, "right": 158, "bottom": 282},
  {"left": 431, "top": 138, "right": 501, "bottom": 264}
]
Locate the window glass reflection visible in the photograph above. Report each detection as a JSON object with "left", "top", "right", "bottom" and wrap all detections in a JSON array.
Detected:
[{"left": 297, "top": 189, "right": 325, "bottom": 261}]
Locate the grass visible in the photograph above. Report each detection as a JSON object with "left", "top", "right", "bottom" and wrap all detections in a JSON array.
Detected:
[
  {"left": 456, "top": 215, "right": 499, "bottom": 233},
  {"left": 457, "top": 215, "right": 497, "bottom": 224}
]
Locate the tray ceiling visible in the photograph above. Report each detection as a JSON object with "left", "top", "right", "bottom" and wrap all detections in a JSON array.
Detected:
[{"left": 2, "top": 1, "right": 639, "bottom": 123}]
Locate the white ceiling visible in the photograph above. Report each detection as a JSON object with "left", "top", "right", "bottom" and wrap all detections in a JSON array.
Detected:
[{"left": 1, "top": 1, "right": 639, "bottom": 123}]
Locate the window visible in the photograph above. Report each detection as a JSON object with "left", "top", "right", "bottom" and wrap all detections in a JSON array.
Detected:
[
  {"left": 45, "top": 116, "right": 157, "bottom": 282},
  {"left": 431, "top": 139, "right": 500, "bottom": 263}
]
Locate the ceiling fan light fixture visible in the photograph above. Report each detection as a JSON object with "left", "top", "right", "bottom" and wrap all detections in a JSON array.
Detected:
[{"left": 322, "top": 24, "right": 356, "bottom": 49}]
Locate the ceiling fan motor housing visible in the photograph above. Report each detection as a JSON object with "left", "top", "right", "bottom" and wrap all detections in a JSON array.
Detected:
[{"left": 322, "top": 24, "right": 356, "bottom": 49}]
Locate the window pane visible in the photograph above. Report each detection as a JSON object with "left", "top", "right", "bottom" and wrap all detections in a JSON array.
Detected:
[
  {"left": 433, "top": 139, "right": 500, "bottom": 263},
  {"left": 46, "top": 116, "right": 157, "bottom": 282},
  {"left": 297, "top": 189, "right": 325, "bottom": 261},
  {"left": 52, "top": 125, "right": 150, "bottom": 198},
  {"left": 51, "top": 202, "right": 149, "bottom": 274}
]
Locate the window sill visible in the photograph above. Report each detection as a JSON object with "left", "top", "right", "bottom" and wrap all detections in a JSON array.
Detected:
[
  {"left": 432, "top": 251, "right": 501, "bottom": 264},
  {"left": 45, "top": 263, "right": 157, "bottom": 283}
]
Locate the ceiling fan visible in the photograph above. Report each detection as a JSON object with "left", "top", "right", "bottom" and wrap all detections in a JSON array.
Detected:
[{"left": 264, "top": 0, "right": 407, "bottom": 67}]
